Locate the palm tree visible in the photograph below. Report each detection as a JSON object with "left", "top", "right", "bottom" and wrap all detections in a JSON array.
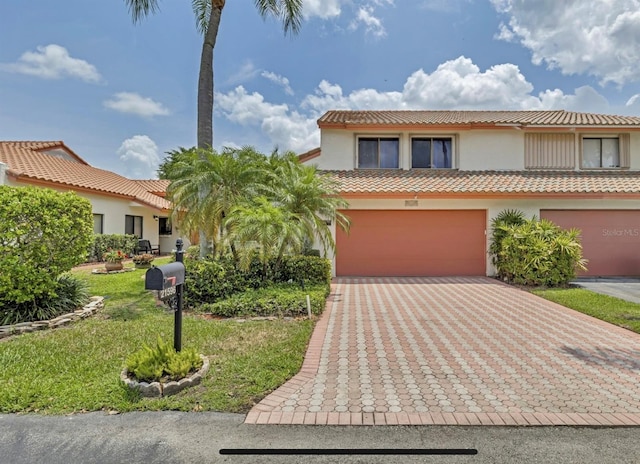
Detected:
[
  {"left": 265, "top": 152, "right": 350, "bottom": 256},
  {"left": 124, "top": 0, "right": 303, "bottom": 149},
  {"left": 165, "top": 146, "right": 265, "bottom": 256}
]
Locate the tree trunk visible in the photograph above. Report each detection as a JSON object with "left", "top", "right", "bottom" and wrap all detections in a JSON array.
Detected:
[{"left": 197, "top": 1, "right": 224, "bottom": 258}]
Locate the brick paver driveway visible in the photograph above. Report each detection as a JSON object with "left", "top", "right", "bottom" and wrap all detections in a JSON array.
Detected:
[{"left": 246, "top": 277, "right": 640, "bottom": 426}]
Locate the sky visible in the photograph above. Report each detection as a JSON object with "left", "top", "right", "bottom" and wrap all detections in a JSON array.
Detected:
[{"left": 3, "top": 0, "right": 640, "bottom": 179}]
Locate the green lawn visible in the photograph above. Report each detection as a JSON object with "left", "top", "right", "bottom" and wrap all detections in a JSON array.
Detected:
[
  {"left": 0, "top": 258, "right": 314, "bottom": 414},
  {"left": 533, "top": 287, "right": 640, "bottom": 334}
]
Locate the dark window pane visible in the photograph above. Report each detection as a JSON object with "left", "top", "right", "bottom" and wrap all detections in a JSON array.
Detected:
[
  {"left": 358, "top": 138, "right": 378, "bottom": 168},
  {"left": 159, "top": 217, "right": 172, "bottom": 235},
  {"left": 379, "top": 138, "right": 399, "bottom": 168},
  {"left": 433, "top": 139, "right": 452, "bottom": 168},
  {"left": 412, "top": 139, "right": 431, "bottom": 168}
]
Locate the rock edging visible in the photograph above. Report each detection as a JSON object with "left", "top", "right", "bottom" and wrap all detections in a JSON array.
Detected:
[
  {"left": 120, "top": 354, "right": 210, "bottom": 398},
  {"left": 0, "top": 296, "right": 105, "bottom": 340}
]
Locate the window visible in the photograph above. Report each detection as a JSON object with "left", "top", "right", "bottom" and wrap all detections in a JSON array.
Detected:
[
  {"left": 93, "top": 214, "right": 103, "bottom": 234},
  {"left": 358, "top": 137, "right": 399, "bottom": 168},
  {"left": 582, "top": 137, "right": 620, "bottom": 168},
  {"left": 125, "top": 215, "right": 143, "bottom": 238},
  {"left": 411, "top": 137, "right": 452, "bottom": 168},
  {"left": 159, "top": 217, "right": 172, "bottom": 236}
]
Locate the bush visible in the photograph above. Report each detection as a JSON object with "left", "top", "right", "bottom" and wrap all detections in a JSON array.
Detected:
[
  {"left": 183, "top": 254, "right": 331, "bottom": 307},
  {"left": 89, "top": 234, "right": 138, "bottom": 262},
  {"left": 0, "top": 186, "right": 93, "bottom": 306},
  {"left": 199, "top": 283, "right": 328, "bottom": 318},
  {"left": 0, "top": 274, "right": 89, "bottom": 325},
  {"left": 492, "top": 214, "right": 587, "bottom": 286},
  {"left": 125, "top": 337, "right": 203, "bottom": 383}
]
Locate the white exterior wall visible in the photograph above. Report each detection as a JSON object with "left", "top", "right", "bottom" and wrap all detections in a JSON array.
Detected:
[
  {"left": 329, "top": 197, "right": 640, "bottom": 277},
  {"left": 458, "top": 130, "right": 524, "bottom": 170},
  {"left": 0, "top": 162, "right": 6, "bottom": 185},
  {"left": 629, "top": 132, "right": 640, "bottom": 169}
]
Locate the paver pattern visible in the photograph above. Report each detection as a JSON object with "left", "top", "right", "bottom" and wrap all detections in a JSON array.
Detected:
[{"left": 246, "top": 277, "right": 640, "bottom": 426}]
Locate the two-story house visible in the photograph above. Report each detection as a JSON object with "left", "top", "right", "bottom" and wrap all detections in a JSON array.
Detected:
[
  {"left": 0, "top": 141, "right": 183, "bottom": 254},
  {"left": 304, "top": 110, "right": 640, "bottom": 278}
]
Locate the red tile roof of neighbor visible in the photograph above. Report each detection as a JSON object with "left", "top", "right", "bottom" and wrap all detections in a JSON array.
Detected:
[
  {"left": 0, "top": 141, "right": 171, "bottom": 210},
  {"left": 318, "top": 110, "right": 640, "bottom": 128},
  {"left": 325, "top": 169, "right": 640, "bottom": 196}
]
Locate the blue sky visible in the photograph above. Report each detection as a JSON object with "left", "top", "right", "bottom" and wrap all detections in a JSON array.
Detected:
[{"left": 2, "top": 0, "right": 640, "bottom": 178}]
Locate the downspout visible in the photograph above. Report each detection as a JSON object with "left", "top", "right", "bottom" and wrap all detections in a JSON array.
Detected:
[{"left": 0, "top": 162, "right": 7, "bottom": 185}]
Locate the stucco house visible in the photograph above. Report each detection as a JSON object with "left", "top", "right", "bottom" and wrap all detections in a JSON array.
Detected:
[
  {"left": 0, "top": 141, "right": 182, "bottom": 254},
  {"left": 304, "top": 110, "right": 640, "bottom": 277}
]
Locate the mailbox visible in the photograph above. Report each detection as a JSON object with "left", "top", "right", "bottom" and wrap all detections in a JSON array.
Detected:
[{"left": 145, "top": 262, "right": 185, "bottom": 290}]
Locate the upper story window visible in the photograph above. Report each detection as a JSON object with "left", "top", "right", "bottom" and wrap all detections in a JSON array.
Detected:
[
  {"left": 358, "top": 137, "right": 399, "bottom": 169},
  {"left": 582, "top": 137, "right": 620, "bottom": 168},
  {"left": 411, "top": 137, "right": 452, "bottom": 169}
]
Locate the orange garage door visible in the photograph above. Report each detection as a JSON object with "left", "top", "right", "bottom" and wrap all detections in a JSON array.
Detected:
[
  {"left": 336, "top": 210, "right": 486, "bottom": 276},
  {"left": 541, "top": 210, "right": 640, "bottom": 276}
]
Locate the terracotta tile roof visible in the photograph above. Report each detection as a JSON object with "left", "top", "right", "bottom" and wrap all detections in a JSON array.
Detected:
[
  {"left": 298, "top": 147, "right": 321, "bottom": 163},
  {"left": 134, "top": 179, "right": 170, "bottom": 196},
  {"left": 325, "top": 169, "right": 640, "bottom": 196},
  {"left": 0, "top": 141, "right": 170, "bottom": 210},
  {"left": 318, "top": 110, "right": 640, "bottom": 128}
]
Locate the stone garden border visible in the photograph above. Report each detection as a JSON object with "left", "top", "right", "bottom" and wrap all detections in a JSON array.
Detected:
[
  {"left": 120, "top": 355, "right": 210, "bottom": 398},
  {"left": 0, "top": 296, "right": 105, "bottom": 340}
]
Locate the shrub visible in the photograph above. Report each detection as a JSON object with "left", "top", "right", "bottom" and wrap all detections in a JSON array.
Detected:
[
  {"left": 132, "top": 253, "right": 155, "bottom": 265},
  {"left": 489, "top": 209, "right": 526, "bottom": 272},
  {"left": 199, "top": 283, "right": 328, "bottom": 318},
  {"left": 0, "top": 186, "right": 93, "bottom": 306},
  {"left": 125, "top": 337, "right": 203, "bottom": 383},
  {"left": 0, "top": 274, "right": 89, "bottom": 325},
  {"left": 89, "top": 234, "right": 138, "bottom": 262},
  {"left": 183, "top": 254, "right": 331, "bottom": 307},
  {"left": 492, "top": 215, "right": 587, "bottom": 286}
]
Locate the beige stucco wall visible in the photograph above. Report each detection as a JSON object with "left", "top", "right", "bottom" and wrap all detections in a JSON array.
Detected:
[
  {"left": 314, "top": 128, "right": 640, "bottom": 171},
  {"left": 0, "top": 162, "right": 6, "bottom": 185},
  {"left": 328, "top": 197, "right": 640, "bottom": 277}
]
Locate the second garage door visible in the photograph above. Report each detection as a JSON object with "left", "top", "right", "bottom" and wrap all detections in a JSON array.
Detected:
[
  {"left": 541, "top": 210, "right": 640, "bottom": 276},
  {"left": 335, "top": 210, "right": 486, "bottom": 277}
]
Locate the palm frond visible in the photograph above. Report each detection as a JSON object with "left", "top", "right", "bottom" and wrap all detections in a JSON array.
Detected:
[{"left": 124, "top": 0, "right": 160, "bottom": 23}]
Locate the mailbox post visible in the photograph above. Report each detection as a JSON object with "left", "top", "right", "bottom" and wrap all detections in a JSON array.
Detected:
[{"left": 144, "top": 239, "right": 186, "bottom": 351}]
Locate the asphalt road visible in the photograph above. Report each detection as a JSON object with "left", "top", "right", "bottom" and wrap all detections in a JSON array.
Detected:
[{"left": 1, "top": 412, "right": 638, "bottom": 464}]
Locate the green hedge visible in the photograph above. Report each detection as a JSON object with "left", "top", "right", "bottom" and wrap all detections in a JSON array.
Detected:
[
  {"left": 89, "top": 234, "right": 138, "bottom": 262},
  {"left": 0, "top": 186, "right": 93, "bottom": 306},
  {"left": 183, "top": 254, "right": 331, "bottom": 309},
  {"left": 199, "top": 284, "right": 329, "bottom": 318}
]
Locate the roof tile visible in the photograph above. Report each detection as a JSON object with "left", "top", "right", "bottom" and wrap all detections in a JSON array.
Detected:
[
  {"left": 0, "top": 141, "right": 170, "bottom": 210},
  {"left": 325, "top": 169, "right": 640, "bottom": 195}
]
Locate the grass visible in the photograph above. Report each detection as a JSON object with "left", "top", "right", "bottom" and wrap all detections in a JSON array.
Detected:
[
  {"left": 0, "top": 257, "right": 315, "bottom": 414},
  {"left": 532, "top": 287, "right": 640, "bottom": 334}
]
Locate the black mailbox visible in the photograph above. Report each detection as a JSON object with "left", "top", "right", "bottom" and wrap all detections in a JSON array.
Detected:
[{"left": 145, "top": 262, "right": 185, "bottom": 290}]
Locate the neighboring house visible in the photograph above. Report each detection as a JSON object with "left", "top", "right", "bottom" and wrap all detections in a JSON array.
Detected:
[
  {"left": 0, "top": 141, "right": 183, "bottom": 254},
  {"left": 304, "top": 110, "right": 640, "bottom": 277}
]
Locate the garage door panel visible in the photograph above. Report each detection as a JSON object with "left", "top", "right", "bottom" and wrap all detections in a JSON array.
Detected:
[
  {"left": 541, "top": 210, "right": 640, "bottom": 276},
  {"left": 336, "top": 210, "right": 486, "bottom": 276}
]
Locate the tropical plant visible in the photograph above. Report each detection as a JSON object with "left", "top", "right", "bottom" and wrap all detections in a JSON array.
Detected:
[
  {"left": 489, "top": 209, "right": 526, "bottom": 273},
  {"left": 102, "top": 249, "right": 126, "bottom": 263},
  {"left": 132, "top": 253, "right": 155, "bottom": 265},
  {"left": 125, "top": 336, "right": 203, "bottom": 383},
  {"left": 492, "top": 216, "right": 587, "bottom": 286}
]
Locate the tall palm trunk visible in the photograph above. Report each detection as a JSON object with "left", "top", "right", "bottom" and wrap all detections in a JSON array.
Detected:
[{"left": 197, "top": 1, "right": 224, "bottom": 257}]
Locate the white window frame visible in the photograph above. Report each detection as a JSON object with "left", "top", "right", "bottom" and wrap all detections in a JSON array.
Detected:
[{"left": 356, "top": 135, "right": 401, "bottom": 169}]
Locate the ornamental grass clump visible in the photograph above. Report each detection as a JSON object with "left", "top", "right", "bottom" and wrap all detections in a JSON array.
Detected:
[{"left": 125, "top": 337, "right": 203, "bottom": 383}]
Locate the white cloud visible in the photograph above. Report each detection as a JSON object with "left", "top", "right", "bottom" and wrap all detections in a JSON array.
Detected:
[
  {"left": 303, "top": 0, "right": 343, "bottom": 18},
  {"left": 117, "top": 135, "right": 161, "bottom": 179},
  {"left": 104, "top": 92, "right": 170, "bottom": 118},
  {"left": 225, "top": 60, "right": 259, "bottom": 85},
  {"left": 0, "top": 44, "right": 101, "bottom": 83},
  {"left": 350, "top": 6, "right": 387, "bottom": 37},
  {"left": 492, "top": 0, "right": 640, "bottom": 85},
  {"left": 261, "top": 71, "right": 294, "bottom": 96},
  {"left": 216, "top": 56, "right": 614, "bottom": 154}
]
